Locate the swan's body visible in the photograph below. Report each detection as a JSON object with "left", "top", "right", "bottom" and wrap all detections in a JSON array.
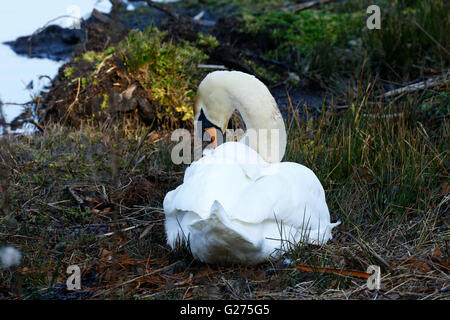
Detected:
[{"left": 164, "top": 71, "right": 339, "bottom": 265}]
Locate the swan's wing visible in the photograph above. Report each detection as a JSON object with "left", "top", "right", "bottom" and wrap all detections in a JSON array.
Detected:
[
  {"left": 166, "top": 142, "right": 268, "bottom": 218},
  {"left": 228, "top": 161, "right": 337, "bottom": 244},
  {"left": 163, "top": 142, "right": 338, "bottom": 257}
]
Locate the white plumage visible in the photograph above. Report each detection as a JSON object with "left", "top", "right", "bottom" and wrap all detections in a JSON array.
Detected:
[{"left": 164, "top": 71, "right": 340, "bottom": 265}]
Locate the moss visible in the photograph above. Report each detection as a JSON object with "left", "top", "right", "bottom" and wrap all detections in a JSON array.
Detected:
[
  {"left": 197, "top": 33, "right": 220, "bottom": 50},
  {"left": 235, "top": 0, "right": 449, "bottom": 82},
  {"left": 100, "top": 93, "right": 109, "bottom": 110},
  {"left": 64, "top": 67, "right": 74, "bottom": 79},
  {"left": 81, "top": 51, "right": 104, "bottom": 63},
  {"left": 117, "top": 27, "right": 208, "bottom": 123}
]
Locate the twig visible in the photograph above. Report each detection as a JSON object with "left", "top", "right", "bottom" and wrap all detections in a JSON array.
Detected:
[
  {"left": 97, "top": 261, "right": 182, "bottom": 296},
  {"left": 110, "top": 123, "right": 121, "bottom": 286},
  {"left": 145, "top": 0, "right": 211, "bottom": 26},
  {"left": 0, "top": 233, "right": 44, "bottom": 241},
  {"left": 26, "top": 119, "right": 44, "bottom": 132},
  {"left": 382, "top": 72, "right": 449, "bottom": 98},
  {"left": 412, "top": 20, "right": 450, "bottom": 57},
  {"left": 66, "top": 185, "right": 86, "bottom": 209},
  {"left": 1, "top": 102, "right": 34, "bottom": 107},
  {"left": 343, "top": 232, "right": 392, "bottom": 271},
  {"left": 62, "top": 77, "right": 81, "bottom": 124},
  {"left": 145, "top": 0, "right": 180, "bottom": 20},
  {"left": 97, "top": 225, "right": 140, "bottom": 238},
  {"left": 26, "top": 15, "right": 87, "bottom": 57},
  {"left": 39, "top": 75, "right": 54, "bottom": 86},
  {"left": 362, "top": 113, "right": 403, "bottom": 119},
  {"left": 0, "top": 139, "right": 11, "bottom": 216}
]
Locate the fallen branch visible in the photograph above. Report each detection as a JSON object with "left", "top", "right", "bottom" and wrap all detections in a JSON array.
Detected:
[
  {"left": 145, "top": 0, "right": 210, "bottom": 26},
  {"left": 295, "top": 263, "right": 371, "bottom": 279},
  {"left": 283, "top": 0, "right": 333, "bottom": 12},
  {"left": 336, "top": 72, "right": 449, "bottom": 109},
  {"left": 198, "top": 64, "right": 227, "bottom": 70},
  {"left": 382, "top": 72, "right": 449, "bottom": 98}
]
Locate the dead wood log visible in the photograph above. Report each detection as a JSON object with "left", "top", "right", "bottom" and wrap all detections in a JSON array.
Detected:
[
  {"left": 282, "top": 0, "right": 333, "bottom": 12},
  {"left": 336, "top": 71, "right": 449, "bottom": 109},
  {"left": 382, "top": 72, "right": 449, "bottom": 98}
]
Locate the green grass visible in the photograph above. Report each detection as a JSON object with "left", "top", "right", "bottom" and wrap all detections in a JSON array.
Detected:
[
  {"left": 1, "top": 80, "right": 448, "bottom": 298},
  {"left": 235, "top": 0, "right": 449, "bottom": 84},
  {"left": 0, "top": 0, "right": 448, "bottom": 300}
]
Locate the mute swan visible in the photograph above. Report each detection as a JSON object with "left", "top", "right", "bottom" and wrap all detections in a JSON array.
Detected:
[{"left": 164, "top": 71, "right": 340, "bottom": 265}]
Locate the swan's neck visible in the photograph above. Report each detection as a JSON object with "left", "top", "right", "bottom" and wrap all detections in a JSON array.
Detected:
[
  {"left": 196, "top": 71, "right": 287, "bottom": 163},
  {"left": 235, "top": 99, "right": 287, "bottom": 163}
]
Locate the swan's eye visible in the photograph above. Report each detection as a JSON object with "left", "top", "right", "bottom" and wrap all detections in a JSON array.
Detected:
[
  {"left": 197, "top": 109, "right": 224, "bottom": 149},
  {"left": 205, "top": 127, "right": 217, "bottom": 148}
]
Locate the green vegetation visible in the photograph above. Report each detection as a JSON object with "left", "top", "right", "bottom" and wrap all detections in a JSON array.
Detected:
[
  {"left": 63, "top": 66, "right": 74, "bottom": 79},
  {"left": 196, "top": 33, "right": 220, "bottom": 50},
  {"left": 100, "top": 93, "right": 109, "bottom": 110},
  {"left": 1, "top": 80, "right": 447, "bottom": 298},
  {"left": 81, "top": 51, "right": 105, "bottom": 64},
  {"left": 117, "top": 28, "right": 208, "bottom": 122},
  {"left": 238, "top": 0, "right": 449, "bottom": 83},
  {"left": 1, "top": 0, "right": 448, "bottom": 300},
  {"left": 363, "top": 0, "right": 449, "bottom": 80}
]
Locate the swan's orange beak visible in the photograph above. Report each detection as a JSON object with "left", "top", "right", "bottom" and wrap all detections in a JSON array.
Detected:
[{"left": 205, "top": 127, "right": 218, "bottom": 149}]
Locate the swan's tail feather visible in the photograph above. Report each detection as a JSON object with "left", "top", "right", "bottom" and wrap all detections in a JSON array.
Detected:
[
  {"left": 331, "top": 220, "right": 341, "bottom": 228},
  {"left": 188, "top": 201, "right": 265, "bottom": 265}
]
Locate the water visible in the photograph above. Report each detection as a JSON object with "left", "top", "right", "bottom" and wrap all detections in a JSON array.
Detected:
[
  {"left": 0, "top": 0, "right": 177, "bottom": 133},
  {"left": 0, "top": 0, "right": 116, "bottom": 132}
]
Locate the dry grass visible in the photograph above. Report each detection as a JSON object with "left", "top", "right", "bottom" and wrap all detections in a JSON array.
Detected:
[
  {"left": 0, "top": 76, "right": 448, "bottom": 299},
  {"left": 0, "top": 0, "right": 448, "bottom": 300}
]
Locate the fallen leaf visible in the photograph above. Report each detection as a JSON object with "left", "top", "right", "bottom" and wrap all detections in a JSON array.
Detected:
[
  {"left": 99, "top": 248, "right": 113, "bottom": 261},
  {"left": 432, "top": 245, "right": 441, "bottom": 258}
]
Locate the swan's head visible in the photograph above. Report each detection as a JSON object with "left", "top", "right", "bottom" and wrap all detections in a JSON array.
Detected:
[
  {"left": 195, "top": 108, "right": 228, "bottom": 148},
  {"left": 193, "top": 70, "right": 287, "bottom": 162},
  {"left": 194, "top": 73, "right": 235, "bottom": 148}
]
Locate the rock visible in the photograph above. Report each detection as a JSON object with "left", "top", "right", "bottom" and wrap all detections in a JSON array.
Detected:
[
  {"left": 4, "top": 25, "right": 85, "bottom": 61},
  {"left": 137, "top": 97, "right": 156, "bottom": 122},
  {"left": 108, "top": 85, "right": 139, "bottom": 113}
]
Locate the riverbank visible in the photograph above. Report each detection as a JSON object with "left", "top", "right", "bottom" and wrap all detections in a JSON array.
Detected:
[{"left": 0, "top": 0, "right": 448, "bottom": 300}]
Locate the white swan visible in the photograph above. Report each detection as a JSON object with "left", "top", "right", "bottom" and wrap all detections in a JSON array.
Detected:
[{"left": 164, "top": 71, "right": 340, "bottom": 265}]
